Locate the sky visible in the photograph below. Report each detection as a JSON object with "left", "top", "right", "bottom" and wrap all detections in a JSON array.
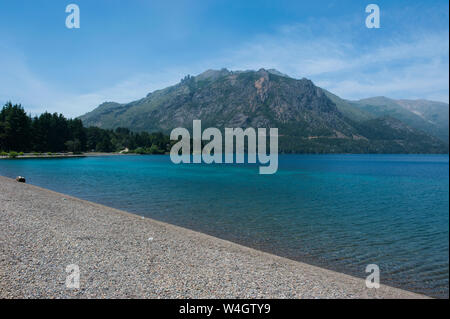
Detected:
[{"left": 0, "top": 0, "right": 448, "bottom": 117}]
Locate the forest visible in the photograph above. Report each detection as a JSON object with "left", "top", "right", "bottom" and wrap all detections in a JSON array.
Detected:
[{"left": 0, "top": 102, "right": 173, "bottom": 155}]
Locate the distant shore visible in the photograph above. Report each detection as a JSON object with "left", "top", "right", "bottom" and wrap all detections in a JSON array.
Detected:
[
  {"left": 0, "top": 175, "right": 428, "bottom": 298},
  {"left": 0, "top": 152, "right": 133, "bottom": 160},
  {"left": 1, "top": 152, "right": 448, "bottom": 160}
]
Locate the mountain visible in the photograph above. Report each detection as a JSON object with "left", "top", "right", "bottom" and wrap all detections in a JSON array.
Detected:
[
  {"left": 323, "top": 90, "right": 376, "bottom": 122},
  {"left": 353, "top": 97, "right": 449, "bottom": 143},
  {"left": 79, "top": 68, "right": 449, "bottom": 154}
]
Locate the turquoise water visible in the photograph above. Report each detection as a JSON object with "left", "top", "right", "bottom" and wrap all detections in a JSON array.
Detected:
[{"left": 1, "top": 154, "right": 448, "bottom": 298}]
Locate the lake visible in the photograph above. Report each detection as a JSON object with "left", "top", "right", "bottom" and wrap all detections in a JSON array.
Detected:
[{"left": 1, "top": 154, "right": 448, "bottom": 298}]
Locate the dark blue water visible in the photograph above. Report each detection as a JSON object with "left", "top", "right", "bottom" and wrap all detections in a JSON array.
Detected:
[{"left": 1, "top": 154, "right": 448, "bottom": 298}]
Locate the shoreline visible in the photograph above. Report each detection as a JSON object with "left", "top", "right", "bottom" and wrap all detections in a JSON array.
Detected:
[
  {"left": 1, "top": 152, "right": 448, "bottom": 160},
  {"left": 0, "top": 175, "right": 429, "bottom": 298},
  {"left": 0, "top": 152, "right": 133, "bottom": 160}
]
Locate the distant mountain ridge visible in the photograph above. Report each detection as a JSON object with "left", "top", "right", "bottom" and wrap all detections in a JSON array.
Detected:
[{"left": 79, "top": 68, "right": 449, "bottom": 154}]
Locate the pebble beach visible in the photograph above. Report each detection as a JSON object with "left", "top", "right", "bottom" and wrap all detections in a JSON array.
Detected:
[{"left": 0, "top": 175, "right": 428, "bottom": 299}]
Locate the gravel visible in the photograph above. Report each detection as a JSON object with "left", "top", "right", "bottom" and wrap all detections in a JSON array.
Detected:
[{"left": 0, "top": 175, "right": 428, "bottom": 299}]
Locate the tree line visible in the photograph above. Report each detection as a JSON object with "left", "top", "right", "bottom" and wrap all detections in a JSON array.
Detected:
[{"left": 0, "top": 102, "right": 173, "bottom": 154}]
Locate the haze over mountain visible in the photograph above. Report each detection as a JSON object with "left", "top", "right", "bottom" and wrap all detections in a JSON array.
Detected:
[{"left": 79, "top": 69, "right": 449, "bottom": 154}]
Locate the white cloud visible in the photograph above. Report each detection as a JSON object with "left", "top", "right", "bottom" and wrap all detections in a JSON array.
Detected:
[
  {"left": 1, "top": 20, "right": 448, "bottom": 119},
  {"left": 0, "top": 47, "right": 186, "bottom": 117},
  {"left": 216, "top": 26, "right": 449, "bottom": 103}
]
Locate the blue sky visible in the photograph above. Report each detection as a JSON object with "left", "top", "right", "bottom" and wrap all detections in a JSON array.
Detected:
[{"left": 0, "top": 0, "right": 448, "bottom": 117}]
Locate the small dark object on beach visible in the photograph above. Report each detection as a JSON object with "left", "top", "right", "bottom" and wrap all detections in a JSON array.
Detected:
[{"left": 16, "top": 176, "right": 26, "bottom": 183}]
